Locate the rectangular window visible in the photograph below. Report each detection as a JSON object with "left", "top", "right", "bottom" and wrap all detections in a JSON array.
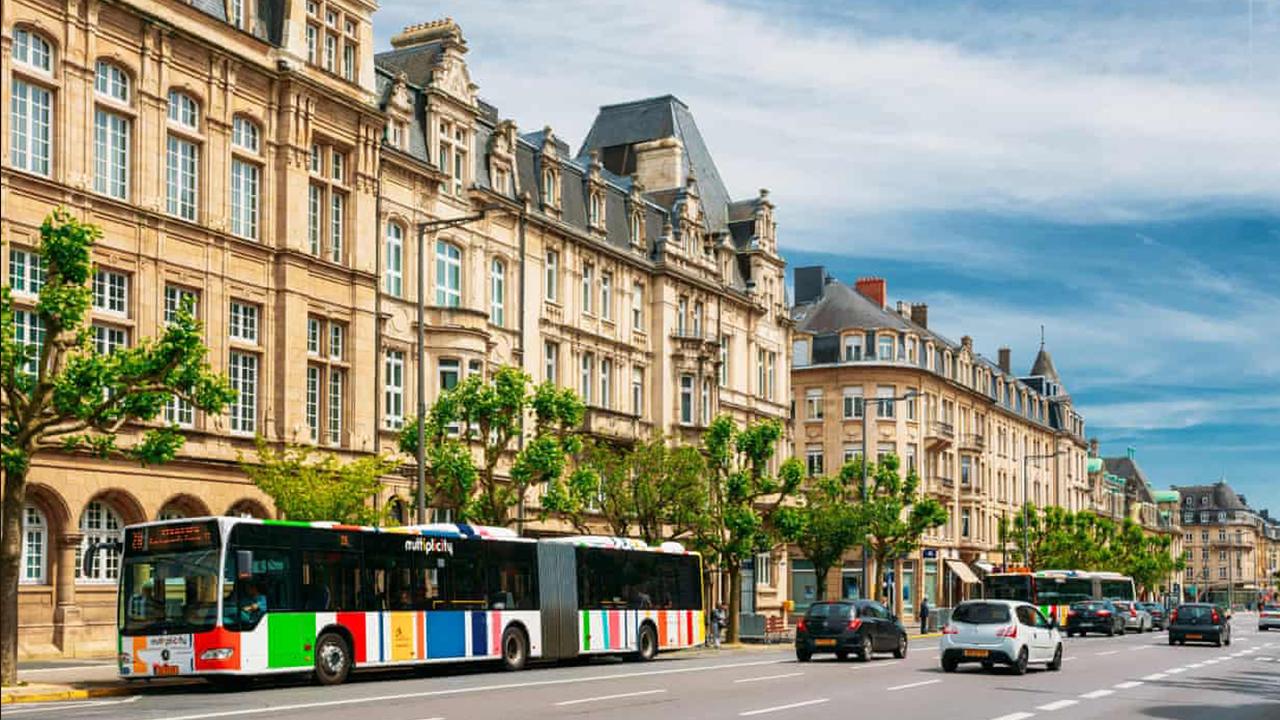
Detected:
[
  {"left": 719, "top": 335, "right": 730, "bottom": 386},
  {"left": 385, "top": 224, "right": 404, "bottom": 296},
  {"left": 600, "top": 272, "right": 612, "bottom": 320},
  {"left": 545, "top": 250, "right": 559, "bottom": 301},
  {"left": 230, "top": 158, "right": 259, "bottom": 239},
  {"left": 229, "top": 351, "right": 258, "bottom": 434},
  {"left": 580, "top": 353, "right": 594, "bottom": 404},
  {"left": 324, "top": 33, "right": 337, "bottom": 72},
  {"left": 544, "top": 341, "right": 558, "bottom": 383},
  {"left": 767, "top": 351, "right": 777, "bottom": 400},
  {"left": 679, "top": 374, "right": 694, "bottom": 425},
  {"left": 876, "top": 385, "right": 896, "bottom": 418},
  {"left": 878, "top": 334, "right": 895, "bottom": 361},
  {"left": 701, "top": 379, "right": 711, "bottom": 424},
  {"left": 94, "top": 110, "right": 129, "bottom": 199},
  {"left": 327, "top": 368, "right": 344, "bottom": 445},
  {"left": 806, "top": 389, "right": 824, "bottom": 420},
  {"left": 490, "top": 261, "right": 505, "bottom": 326},
  {"left": 693, "top": 301, "right": 703, "bottom": 337},
  {"left": 438, "top": 358, "right": 460, "bottom": 392},
  {"left": 307, "top": 317, "right": 321, "bottom": 355},
  {"left": 8, "top": 249, "right": 44, "bottom": 296},
  {"left": 166, "top": 135, "right": 199, "bottom": 221},
  {"left": 435, "top": 241, "right": 462, "bottom": 307},
  {"left": 677, "top": 296, "right": 687, "bottom": 335},
  {"left": 631, "top": 366, "right": 643, "bottom": 416},
  {"left": 342, "top": 43, "right": 355, "bottom": 81},
  {"left": 843, "top": 335, "right": 863, "bottom": 362},
  {"left": 806, "top": 447, "right": 824, "bottom": 477},
  {"left": 631, "top": 281, "right": 643, "bottom": 329},
  {"left": 906, "top": 443, "right": 918, "bottom": 475},
  {"left": 757, "top": 348, "right": 766, "bottom": 398},
  {"left": 328, "top": 323, "right": 344, "bottom": 360},
  {"left": 793, "top": 339, "right": 810, "bottom": 367},
  {"left": 229, "top": 302, "right": 259, "bottom": 344},
  {"left": 163, "top": 285, "right": 198, "bottom": 324},
  {"left": 9, "top": 79, "right": 52, "bottom": 176},
  {"left": 12, "top": 310, "right": 45, "bottom": 376},
  {"left": 306, "top": 365, "right": 321, "bottom": 441},
  {"left": 581, "top": 263, "right": 594, "bottom": 314},
  {"left": 308, "top": 185, "right": 322, "bottom": 256},
  {"left": 164, "top": 393, "right": 194, "bottom": 428},
  {"left": 329, "top": 193, "right": 345, "bottom": 262},
  {"left": 92, "top": 270, "right": 128, "bottom": 315},
  {"left": 961, "top": 509, "right": 971, "bottom": 537},
  {"left": 306, "top": 25, "right": 318, "bottom": 63},
  {"left": 843, "top": 387, "right": 864, "bottom": 419},
  {"left": 92, "top": 324, "right": 127, "bottom": 355},
  {"left": 600, "top": 358, "right": 611, "bottom": 409}
]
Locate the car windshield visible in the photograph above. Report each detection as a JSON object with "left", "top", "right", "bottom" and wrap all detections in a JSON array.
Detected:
[
  {"left": 807, "top": 603, "right": 852, "bottom": 619},
  {"left": 1112, "top": 602, "right": 1131, "bottom": 611},
  {"left": 953, "top": 602, "right": 1012, "bottom": 624},
  {"left": 1177, "top": 605, "right": 1215, "bottom": 620},
  {"left": 120, "top": 547, "right": 220, "bottom": 635}
]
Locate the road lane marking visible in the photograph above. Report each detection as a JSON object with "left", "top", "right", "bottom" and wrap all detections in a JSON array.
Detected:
[
  {"left": 152, "top": 657, "right": 788, "bottom": 720},
  {"left": 1187, "top": 663, "right": 1205, "bottom": 668},
  {"left": 1166, "top": 668, "right": 1187, "bottom": 674},
  {"left": 1080, "top": 689, "right": 1114, "bottom": 699},
  {"left": 1036, "top": 700, "right": 1079, "bottom": 711},
  {"left": 851, "top": 660, "right": 900, "bottom": 670},
  {"left": 990, "top": 713, "right": 1036, "bottom": 720},
  {"left": 1142, "top": 673, "right": 1168, "bottom": 680},
  {"left": 555, "top": 689, "right": 667, "bottom": 706},
  {"left": 1095, "top": 650, "right": 1120, "bottom": 656},
  {"left": 734, "top": 672, "right": 804, "bottom": 683},
  {"left": 887, "top": 679, "right": 942, "bottom": 691},
  {"left": 1, "top": 696, "right": 141, "bottom": 715},
  {"left": 1114, "top": 681, "right": 1143, "bottom": 689},
  {"left": 1063, "top": 656, "right": 1078, "bottom": 662},
  {"left": 740, "top": 698, "right": 830, "bottom": 716}
]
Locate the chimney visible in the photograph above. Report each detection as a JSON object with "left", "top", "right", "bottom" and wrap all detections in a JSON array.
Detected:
[
  {"left": 961, "top": 335, "right": 973, "bottom": 351},
  {"left": 390, "top": 18, "right": 464, "bottom": 49},
  {"left": 998, "top": 347, "right": 1011, "bottom": 374},
  {"left": 855, "top": 277, "right": 887, "bottom": 308},
  {"left": 793, "top": 267, "right": 828, "bottom": 305},
  {"left": 632, "top": 136, "right": 684, "bottom": 191},
  {"left": 1089, "top": 438, "right": 1099, "bottom": 457},
  {"left": 911, "top": 303, "right": 928, "bottom": 328}
]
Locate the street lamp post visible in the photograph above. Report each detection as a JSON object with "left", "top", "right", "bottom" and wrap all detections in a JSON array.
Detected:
[
  {"left": 1021, "top": 447, "right": 1066, "bottom": 570},
  {"left": 414, "top": 209, "right": 497, "bottom": 524},
  {"left": 860, "top": 389, "right": 918, "bottom": 605}
]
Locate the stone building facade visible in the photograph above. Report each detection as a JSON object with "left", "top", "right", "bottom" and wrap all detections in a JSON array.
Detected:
[
  {"left": 3, "top": 2, "right": 788, "bottom": 658},
  {"left": 786, "top": 267, "right": 1089, "bottom": 620},
  {"left": 1087, "top": 446, "right": 1184, "bottom": 598},
  {"left": 1174, "top": 481, "right": 1277, "bottom": 606}
]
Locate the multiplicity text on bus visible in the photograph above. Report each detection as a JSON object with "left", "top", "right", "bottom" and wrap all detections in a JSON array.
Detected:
[{"left": 105, "top": 517, "right": 704, "bottom": 685}]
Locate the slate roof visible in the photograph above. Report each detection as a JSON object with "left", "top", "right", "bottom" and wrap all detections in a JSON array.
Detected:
[
  {"left": 1172, "top": 482, "right": 1251, "bottom": 512},
  {"left": 1030, "top": 346, "right": 1062, "bottom": 384},
  {"left": 1103, "top": 457, "right": 1156, "bottom": 505},
  {"left": 375, "top": 43, "right": 445, "bottom": 87},
  {"left": 791, "top": 280, "right": 910, "bottom": 335},
  {"left": 189, "top": 0, "right": 228, "bottom": 22}
]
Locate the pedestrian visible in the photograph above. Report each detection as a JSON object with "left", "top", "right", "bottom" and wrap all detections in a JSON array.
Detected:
[
  {"left": 709, "top": 603, "right": 725, "bottom": 649},
  {"left": 919, "top": 597, "right": 931, "bottom": 635}
]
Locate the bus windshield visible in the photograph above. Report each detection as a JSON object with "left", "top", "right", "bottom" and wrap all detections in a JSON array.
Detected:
[
  {"left": 119, "top": 521, "right": 221, "bottom": 636},
  {"left": 1099, "top": 579, "right": 1135, "bottom": 601},
  {"left": 1035, "top": 577, "right": 1093, "bottom": 605},
  {"left": 984, "top": 574, "right": 1033, "bottom": 602}
]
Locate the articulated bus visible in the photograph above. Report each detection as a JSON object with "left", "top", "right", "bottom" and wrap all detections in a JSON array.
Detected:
[
  {"left": 100, "top": 517, "right": 703, "bottom": 685},
  {"left": 983, "top": 570, "right": 1136, "bottom": 625}
]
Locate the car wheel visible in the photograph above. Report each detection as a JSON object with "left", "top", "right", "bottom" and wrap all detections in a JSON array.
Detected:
[
  {"left": 1066, "top": 630, "right": 1075, "bottom": 638},
  {"left": 856, "top": 635, "right": 872, "bottom": 662},
  {"left": 796, "top": 647, "right": 812, "bottom": 663},
  {"left": 1214, "top": 636, "right": 1222, "bottom": 648},
  {"left": 1106, "top": 625, "right": 1115, "bottom": 637},
  {"left": 981, "top": 661, "right": 995, "bottom": 672},
  {"left": 1011, "top": 647, "right": 1029, "bottom": 676},
  {"left": 1168, "top": 636, "right": 1177, "bottom": 646},
  {"left": 502, "top": 626, "right": 531, "bottom": 670},
  {"left": 893, "top": 634, "right": 908, "bottom": 659},
  {"left": 1047, "top": 643, "right": 1063, "bottom": 671},
  {"left": 314, "top": 631, "right": 352, "bottom": 686},
  {"left": 1224, "top": 634, "right": 1231, "bottom": 647},
  {"left": 835, "top": 650, "right": 849, "bottom": 661},
  {"left": 941, "top": 656, "right": 958, "bottom": 673},
  {"left": 631, "top": 624, "right": 657, "bottom": 663}
]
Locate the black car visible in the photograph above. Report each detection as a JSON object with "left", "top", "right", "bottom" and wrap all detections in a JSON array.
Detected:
[
  {"left": 1065, "top": 600, "right": 1124, "bottom": 637},
  {"left": 795, "top": 600, "right": 908, "bottom": 662},
  {"left": 1168, "top": 603, "right": 1231, "bottom": 647},
  {"left": 1139, "top": 603, "right": 1167, "bottom": 630}
]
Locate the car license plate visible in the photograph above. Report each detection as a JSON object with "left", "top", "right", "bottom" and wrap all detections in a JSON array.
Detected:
[
  {"left": 153, "top": 664, "right": 180, "bottom": 676},
  {"left": 963, "top": 649, "right": 989, "bottom": 658},
  {"left": 815, "top": 639, "right": 837, "bottom": 647},
  {"left": 1186, "top": 634, "right": 1201, "bottom": 640}
]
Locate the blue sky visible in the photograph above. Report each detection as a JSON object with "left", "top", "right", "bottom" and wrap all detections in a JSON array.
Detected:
[{"left": 374, "top": 1, "right": 1280, "bottom": 510}]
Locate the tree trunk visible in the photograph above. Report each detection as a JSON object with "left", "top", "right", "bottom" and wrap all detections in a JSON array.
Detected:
[
  {"left": 727, "top": 559, "right": 742, "bottom": 644},
  {"left": 2, "top": 466, "right": 30, "bottom": 685},
  {"left": 813, "top": 562, "right": 830, "bottom": 602}
]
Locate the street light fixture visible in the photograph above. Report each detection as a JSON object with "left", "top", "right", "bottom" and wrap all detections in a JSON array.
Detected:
[
  {"left": 860, "top": 389, "right": 918, "bottom": 604},
  {"left": 413, "top": 207, "right": 500, "bottom": 524},
  {"left": 1022, "top": 446, "right": 1067, "bottom": 570}
]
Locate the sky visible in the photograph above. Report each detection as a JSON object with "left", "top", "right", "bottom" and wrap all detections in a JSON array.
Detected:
[{"left": 374, "top": 1, "right": 1280, "bottom": 511}]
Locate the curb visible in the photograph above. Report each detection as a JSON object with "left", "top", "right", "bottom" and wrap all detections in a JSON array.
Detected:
[{"left": 1, "top": 685, "right": 135, "bottom": 705}]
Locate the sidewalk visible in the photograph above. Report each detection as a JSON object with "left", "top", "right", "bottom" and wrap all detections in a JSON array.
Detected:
[{"left": 3, "top": 661, "right": 196, "bottom": 705}]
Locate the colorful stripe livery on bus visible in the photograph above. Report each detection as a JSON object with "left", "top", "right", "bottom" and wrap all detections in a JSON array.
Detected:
[
  {"left": 103, "top": 518, "right": 704, "bottom": 685},
  {"left": 983, "top": 570, "right": 1136, "bottom": 625}
]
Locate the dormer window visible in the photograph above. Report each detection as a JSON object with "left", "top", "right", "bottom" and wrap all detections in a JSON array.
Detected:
[
  {"left": 589, "top": 191, "right": 604, "bottom": 228},
  {"left": 629, "top": 211, "right": 643, "bottom": 246},
  {"left": 843, "top": 334, "right": 863, "bottom": 362},
  {"left": 437, "top": 119, "right": 468, "bottom": 196},
  {"left": 542, "top": 166, "right": 558, "bottom": 207}
]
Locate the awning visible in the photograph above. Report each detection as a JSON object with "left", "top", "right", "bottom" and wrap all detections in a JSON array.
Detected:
[
  {"left": 974, "top": 561, "right": 995, "bottom": 574},
  {"left": 946, "top": 558, "right": 980, "bottom": 585}
]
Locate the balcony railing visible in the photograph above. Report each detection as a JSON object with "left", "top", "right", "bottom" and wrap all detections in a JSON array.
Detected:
[
  {"left": 960, "top": 433, "right": 986, "bottom": 452},
  {"left": 926, "top": 421, "right": 954, "bottom": 449}
]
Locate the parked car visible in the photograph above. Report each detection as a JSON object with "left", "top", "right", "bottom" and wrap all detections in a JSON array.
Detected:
[
  {"left": 940, "top": 600, "right": 1063, "bottom": 675},
  {"left": 1258, "top": 604, "right": 1280, "bottom": 632},
  {"left": 1112, "top": 601, "right": 1152, "bottom": 633},
  {"left": 1139, "top": 603, "right": 1167, "bottom": 630},
  {"left": 794, "top": 600, "right": 908, "bottom": 662},
  {"left": 1167, "top": 603, "right": 1231, "bottom": 646},
  {"left": 1065, "top": 600, "right": 1125, "bottom": 637}
]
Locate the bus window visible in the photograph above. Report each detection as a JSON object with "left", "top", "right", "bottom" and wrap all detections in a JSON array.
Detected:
[
  {"left": 1099, "top": 579, "right": 1135, "bottom": 601},
  {"left": 448, "top": 540, "right": 487, "bottom": 609},
  {"left": 484, "top": 541, "right": 538, "bottom": 610},
  {"left": 984, "top": 574, "right": 1033, "bottom": 602},
  {"left": 223, "top": 547, "right": 295, "bottom": 630},
  {"left": 576, "top": 547, "right": 628, "bottom": 609},
  {"left": 1036, "top": 577, "right": 1092, "bottom": 605},
  {"left": 301, "top": 550, "right": 361, "bottom": 611}
]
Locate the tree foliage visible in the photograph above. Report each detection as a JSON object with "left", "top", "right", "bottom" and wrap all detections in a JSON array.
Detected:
[
  {"left": 241, "top": 439, "right": 399, "bottom": 525},
  {"left": 1, "top": 208, "right": 234, "bottom": 685},
  {"left": 781, "top": 473, "right": 863, "bottom": 602},
  {"left": 398, "top": 366, "right": 584, "bottom": 527}
]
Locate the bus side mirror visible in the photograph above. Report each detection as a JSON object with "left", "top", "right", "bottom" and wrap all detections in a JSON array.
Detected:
[
  {"left": 236, "top": 550, "right": 254, "bottom": 579},
  {"left": 82, "top": 540, "right": 122, "bottom": 578}
]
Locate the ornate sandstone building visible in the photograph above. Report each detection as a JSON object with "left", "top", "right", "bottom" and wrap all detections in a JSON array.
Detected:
[{"left": 2, "top": 1, "right": 788, "bottom": 658}]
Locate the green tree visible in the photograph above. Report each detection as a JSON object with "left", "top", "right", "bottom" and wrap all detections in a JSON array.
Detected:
[
  {"left": 240, "top": 439, "right": 399, "bottom": 525},
  {"left": 1, "top": 209, "right": 235, "bottom": 685},
  {"left": 1107, "top": 520, "right": 1184, "bottom": 596},
  {"left": 399, "top": 366, "right": 584, "bottom": 528},
  {"left": 693, "top": 416, "right": 803, "bottom": 643},
  {"left": 783, "top": 473, "right": 862, "bottom": 602},
  {"left": 851, "top": 454, "right": 947, "bottom": 613}
]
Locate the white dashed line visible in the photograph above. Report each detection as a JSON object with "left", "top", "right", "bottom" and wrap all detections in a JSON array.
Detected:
[
  {"left": 1166, "top": 668, "right": 1187, "bottom": 674},
  {"left": 1114, "top": 681, "right": 1143, "bottom": 689},
  {"left": 734, "top": 672, "right": 804, "bottom": 684},
  {"left": 1036, "top": 700, "right": 1079, "bottom": 711},
  {"left": 1187, "top": 663, "right": 1206, "bottom": 669},
  {"left": 1063, "top": 656, "right": 1078, "bottom": 662},
  {"left": 887, "top": 679, "right": 942, "bottom": 692},
  {"left": 1142, "top": 673, "right": 1168, "bottom": 680},
  {"left": 1080, "top": 689, "right": 1114, "bottom": 699},
  {"left": 1095, "top": 650, "right": 1120, "bottom": 656},
  {"left": 555, "top": 689, "right": 667, "bottom": 706},
  {"left": 990, "top": 713, "right": 1036, "bottom": 720},
  {"left": 851, "top": 660, "right": 901, "bottom": 670},
  {"left": 740, "top": 699, "right": 830, "bottom": 717}
]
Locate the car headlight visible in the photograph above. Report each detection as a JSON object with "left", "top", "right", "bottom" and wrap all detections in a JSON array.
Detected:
[{"left": 200, "top": 648, "right": 234, "bottom": 661}]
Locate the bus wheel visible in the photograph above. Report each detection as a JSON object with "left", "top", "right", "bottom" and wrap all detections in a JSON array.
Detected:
[
  {"left": 634, "top": 624, "right": 658, "bottom": 662},
  {"left": 501, "top": 626, "right": 529, "bottom": 671},
  {"left": 314, "top": 632, "right": 351, "bottom": 686}
]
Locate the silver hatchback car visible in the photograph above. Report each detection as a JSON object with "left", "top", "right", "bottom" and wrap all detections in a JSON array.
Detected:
[
  {"left": 1111, "top": 601, "right": 1152, "bottom": 633},
  {"left": 940, "top": 600, "right": 1064, "bottom": 675}
]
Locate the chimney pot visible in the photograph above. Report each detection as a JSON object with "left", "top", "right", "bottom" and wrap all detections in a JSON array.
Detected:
[
  {"left": 854, "top": 277, "right": 887, "bottom": 309},
  {"left": 961, "top": 335, "right": 973, "bottom": 350},
  {"left": 998, "top": 347, "right": 1012, "bottom": 374}
]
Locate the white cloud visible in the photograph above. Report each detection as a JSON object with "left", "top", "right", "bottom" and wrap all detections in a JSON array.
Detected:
[{"left": 378, "top": 0, "right": 1280, "bottom": 248}]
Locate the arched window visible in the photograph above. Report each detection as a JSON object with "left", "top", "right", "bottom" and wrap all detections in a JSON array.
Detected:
[
  {"left": 167, "top": 90, "right": 199, "bottom": 128},
  {"left": 490, "top": 259, "right": 505, "bottom": 326},
  {"left": 230, "top": 116, "right": 261, "bottom": 239},
  {"left": 21, "top": 505, "right": 47, "bottom": 584},
  {"left": 232, "top": 115, "right": 260, "bottom": 153},
  {"left": 435, "top": 240, "right": 461, "bottom": 307},
  {"left": 630, "top": 212, "right": 643, "bottom": 246},
  {"left": 542, "top": 167, "right": 557, "bottom": 205},
  {"left": 384, "top": 222, "right": 404, "bottom": 297},
  {"left": 77, "top": 500, "right": 123, "bottom": 583},
  {"left": 10, "top": 29, "right": 55, "bottom": 176},
  {"left": 157, "top": 503, "right": 186, "bottom": 521},
  {"left": 93, "top": 61, "right": 131, "bottom": 199}
]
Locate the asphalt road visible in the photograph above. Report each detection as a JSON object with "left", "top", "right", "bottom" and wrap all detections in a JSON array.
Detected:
[{"left": 10, "top": 612, "right": 1279, "bottom": 720}]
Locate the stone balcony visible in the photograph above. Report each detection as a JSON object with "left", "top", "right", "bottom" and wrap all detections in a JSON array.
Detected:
[
  {"left": 926, "top": 421, "right": 954, "bottom": 450},
  {"left": 960, "top": 433, "right": 986, "bottom": 453}
]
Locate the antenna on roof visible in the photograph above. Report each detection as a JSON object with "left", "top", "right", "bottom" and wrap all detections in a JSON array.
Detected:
[{"left": 1040, "top": 324, "right": 1045, "bottom": 349}]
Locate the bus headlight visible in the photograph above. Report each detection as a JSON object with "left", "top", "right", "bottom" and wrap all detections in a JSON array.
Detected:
[{"left": 200, "top": 648, "right": 234, "bottom": 661}]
